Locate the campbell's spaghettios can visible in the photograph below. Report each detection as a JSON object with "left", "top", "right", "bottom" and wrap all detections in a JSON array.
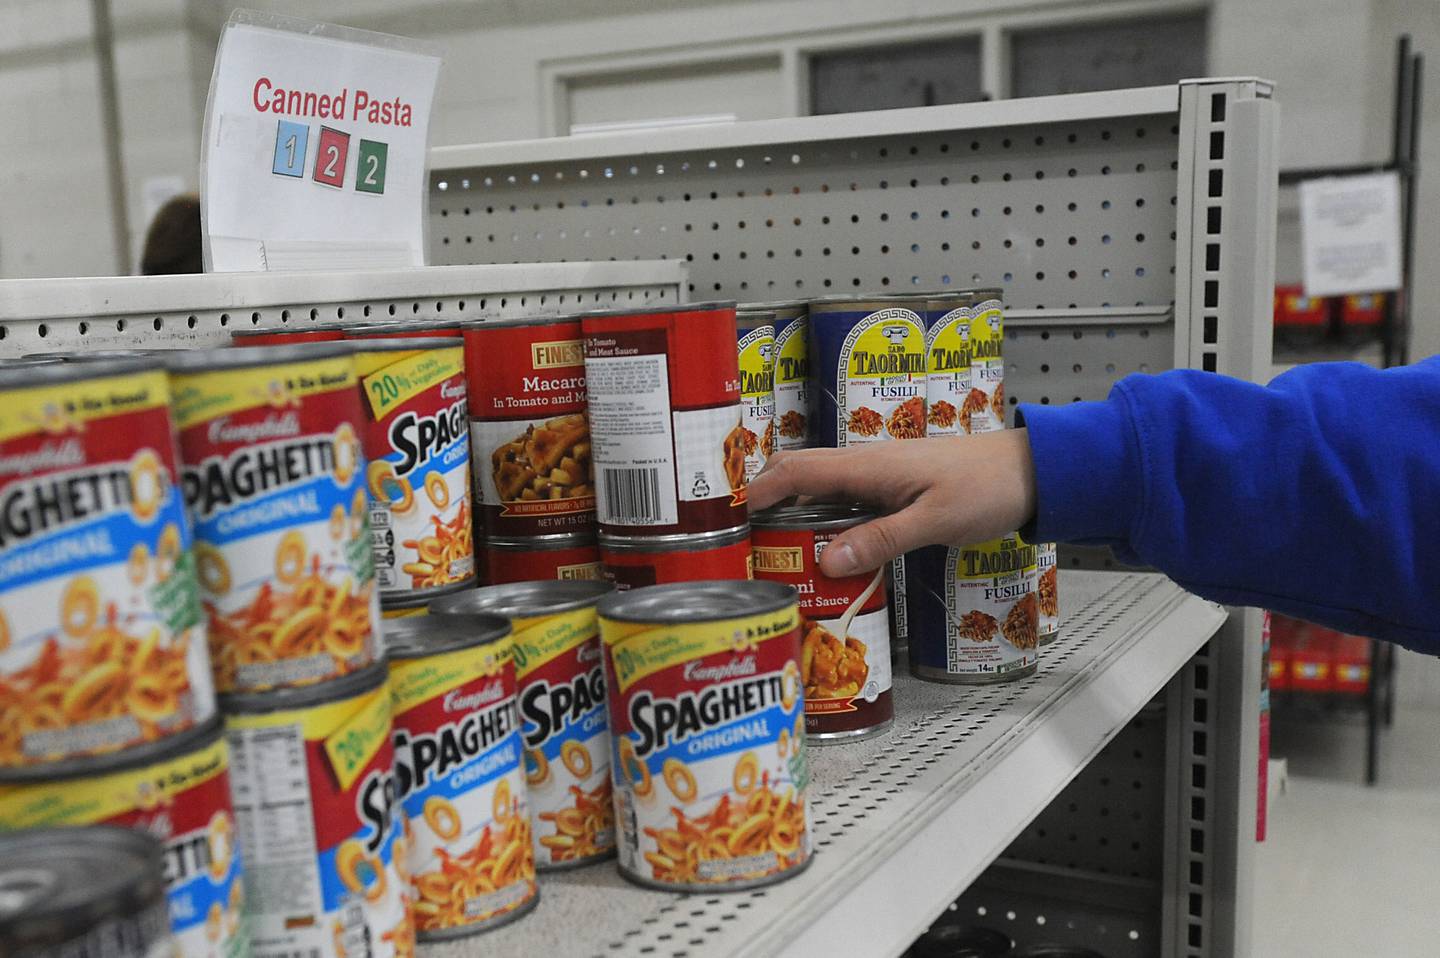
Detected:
[
  {"left": 431, "top": 580, "right": 616, "bottom": 871},
  {"left": 484, "top": 533, "right": 602, "bottom": 584},
  {"left": 747, "top": 300, "right": 810, "bottom": 451},
  {"left": 598, "top": 526, "right": 752, "bottom": 590},
  {"left": 231, "top": 323, "right": 349, "bottom": 346},
  {"left": 750, "top": 506, "right": 895, "bottom": 743},
  {"left": 0, "top": 360, "right": 216, "bottom": 772},
  {"left": 967, "top": 291, "right": 1006, "bottom": 433},
  {"left": 1036, "top": 541, "right": 1060, "bottom": 645},
  {"left": 352, "top": 337, "right": 475, "bottom": 598},
  {"left": 382, "top": 613, "right": 538, "bottom": 938},
  {"left": 921, "top": 292, "right": 978, "bottom": 437},
  {"left": 599, "top": 581, "right": 811, "bottom": 891},
  {"left": 381, "top": 580, "right": 471, "bottom": 619},
  {"left": 168, "top": 344, "right": 381, "bottom": 695},
  {"left": 735, "top": 309, "right": 776, "bottom": 484},
  {"left": 906, "top": 535, "right": 1039, "bottom": 683},
  {"left": 809, "top": 296, "right": 928, "bottom": 447},
  {"left": 346, "top": 320, "right": 464, "bottom": 341},
  {"left": 0, "top": 827, "right": 171, "bottom": 957},
  {"left": 222, "top": 662, "right": 410, "bottom": 956},
  {"left": 464, "top": 315, "right": 594, "bottom": 538},
  {"left": 581, "top": 302, "right": 747, "bottom": 537},
  {"left": 0, "top": 719, "right": 247, "bottom": 955}
]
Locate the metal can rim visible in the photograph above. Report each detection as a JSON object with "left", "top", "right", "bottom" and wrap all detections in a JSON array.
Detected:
[
  {"left": 431, "top": 579, "right": 614, "bottom": 619},
  {"left": 485, "top": 532, "right": 597, "bottom": 550},
  {"left": 739, "top": 299, "right": 807, "bottom": 310},
  {"left": 231, "top": 322, "right": 350, "bottom": 337},
  {"left": 807, "top": 299, "right": 924, "bottom": 315},
  {"left": 382, "top": 612, "right": 513, "bottom": 660},
  {"left": 219, "top": 659, "right": 388, "bottom": 715},
  {"left": 573, "top": 299, "right": 736, "bottom": 322},
  {"left": 351, "top": 336, "right": 463, "bottom": 352},
  {"left": 597, "top": 579, "right": 795, "bottom": 624},
  {"left": 164, "top": 340, "right": 353, "bottom": 372},
  {"left": 0, "top": 715, "right": 224, "bottom": 785},
  {"left": 597, "top": 525, "right": 749, "bottom": 553},
  {"left": 0, "top": 356, "right": 152, "bottom": 390},
  {"left": 749, "top": 503, "right": 874, "bottom": 531},
  {"left": 458, "top": 313, "right": 582, "bottom": 331},
  {"left": 0, "top": 825, "right": 166, "bottom": 938},
  {"left": 381, "top": 580, "right": 474, "bottom": 611},
  {"left": 344, "top": 320, "right": 465, "bottom": 335}
]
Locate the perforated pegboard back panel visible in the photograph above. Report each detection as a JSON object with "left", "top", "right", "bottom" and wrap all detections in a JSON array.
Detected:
[{"left": 0, "top": 261, "right": 685, "bottom": 358}]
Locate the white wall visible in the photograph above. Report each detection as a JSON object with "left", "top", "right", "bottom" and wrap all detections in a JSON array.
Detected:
[{"left": 0, "top": 0, "right": 1434, "bottom": 360}]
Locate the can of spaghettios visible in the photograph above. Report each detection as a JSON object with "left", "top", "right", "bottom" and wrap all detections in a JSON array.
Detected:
[
  {"left": 353, "top": 337, "right": 475, "bottom": 597},
  {"left": 581, "top": 302, "right": 748, "bottom": 537},
  {"left": 747, "top": 300, "right": 810, "bottom": 451},
  {"left": 598, "top": 526, "right": 752, "bottom": 590},
  {"left": 0, "top": 826, "right": 171, "bottom": 957},
  {"left": 346, "top": 320, "right": 464, "bottom": 341},
  {"left": 381, "top": 580, "right": 472, "bottom": 619},
  {"left": 222, "top": 661, "right": 409, "bottom": 957},
  {"left": 0, "top": 719, "right": 247, "bottom": 956},
  {"left": 750, "top": 506, "right": 895, "bottom": 743},
  {"left": 808, "top": 296, "right": 928, "bottom": 447},
  {"left": 382, "top": 613, "right": 538, "bottom": 938},
  {"left": 231, "top": 323, "right": 349, "bottom": 346},
  {"left": 430, "top": 580, "right": 616, "bottom": 871},
  {"left": 735, "top": 309, "right": 776, "bottom": 484},
  {"left": 906, "top": 535, "right": 1040, "bottom": 683},
  {"left": 464, "top": 315, "right": 594, "bottom": 538},
  {"left": 1036, "top": 541, "right": 1060, "bottom": 645},
  {"left": 168, "top": 343, "right": 381, "bottom": 695},
  {"left": 967, "top": 291, "right": 1006, "bottom": 433},
  {"left": 0, "top": 360, "right": 215, "bottom": 772},
  {"left": 921, "top": 291, "right": 980, "bottom": 437},
  {"left": 483, "top": 533, "right": 603, "bottom": 584},
  {"left": 599, "top": 581, "right": 811, "bottom": 891}
]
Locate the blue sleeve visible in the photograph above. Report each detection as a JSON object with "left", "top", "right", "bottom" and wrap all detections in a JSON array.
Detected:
[{"left": 1016, "top": 359, "right": 1440, "bottom": 652}]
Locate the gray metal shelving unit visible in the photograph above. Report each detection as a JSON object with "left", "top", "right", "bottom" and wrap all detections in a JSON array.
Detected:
[{"left": 426, "top": 78, "right": 1278, "bottom": 958}]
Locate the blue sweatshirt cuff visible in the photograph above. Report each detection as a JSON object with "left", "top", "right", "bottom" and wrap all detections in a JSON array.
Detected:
[{"left": 1015, "top": 396, "right": 1142, "bottom": 545}]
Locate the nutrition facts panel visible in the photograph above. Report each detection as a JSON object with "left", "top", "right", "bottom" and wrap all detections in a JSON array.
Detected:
[{"left": 228, "top": 725, "right": 324, "bottom": 917}]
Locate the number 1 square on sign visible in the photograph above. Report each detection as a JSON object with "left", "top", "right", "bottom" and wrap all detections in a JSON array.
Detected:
[
  {"left": 272, "top": 120, "right": 309, "bottom": 177},
  {"left": 356, "top": 139, "right": 388, "bottom": 195},
  {"left": 313, "top": 126, "right": 350, "bottom": 188}
]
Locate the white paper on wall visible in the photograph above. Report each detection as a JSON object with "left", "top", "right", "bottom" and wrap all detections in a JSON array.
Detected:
[{"left": 1298, "top": 171, "right": 1403, "bottom": 297}]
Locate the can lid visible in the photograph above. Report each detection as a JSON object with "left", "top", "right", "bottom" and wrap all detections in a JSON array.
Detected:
[
  {"left": 351, "top": 336, "right": 463, "bottom": 352},
  {"left": 0, "top": 715, "right": 224, "bottom": 785},
  {"left": 749, "top": 503, "right": 874, "bottom": 531},
  {"left": 968, "top": 288, "right": 1005, "bottom": 302},
  {"left": 807, "top": 297, "right": 923, "bottom": 315},
  {"left": 165, "top": 340, "right": 353, "bottom": 373},
  {"left": 382, "top": 581, "right": 474, "bottom": 612},
  {"left": 597, "top": 525, "right": 749, "bottom": 552},
  {"left": 219, "top": 660, "right": 388, "bottom": 714},
  {"left": 0, "top": 826, "right": 165, "bottom": 949},
  {"left": 739, "top": 299, "right": 807, "bottom": 310},
  {"left": 382, "top": 613, "right": 512, "bottom": 659},
  {"left": 735, "top": 309, "right": 777, "bottom": 328},
  {"left": 21, "top": 349, "right": 166, "bottom": 362},
  {"left": 485, "top": 532, "right": 597, "bottom": 550},
  {"left": 431, "top": 579, "right": 613, "bottom": 619},
  {"left": 344, "top": 320, "right": 463, "bottom": 336},
  {"left": 0, "top": 356, "right": 151, "bottom": 390},
  {"left": 231, "top": 323, "right": 349, "bottom": 338},
  {"left": 598, "top": 579, "right": 795, "bottom": 624},
  {"left": 574, "top": 299, "right": 736, "bottom": 321},
  {"left": 458, "top": 312, "right": 583, "bottom": 331}
]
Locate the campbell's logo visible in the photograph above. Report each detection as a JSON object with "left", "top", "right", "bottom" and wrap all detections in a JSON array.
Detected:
[
  {"left": 0, "top": 438, "right": 85, "bottom": 476},
  {"left": 683, "top": 654, "right": 757, "bottom": 684},
  {"left": 577, "top": 641, "right": 603, "bottom": 664},
  {"left": 440, "top": 380, "right": 467, "bottom": 401},
  {"left": 207, "top": 412, "right": 301, "bottom": 445},
  {"left": 444, "top": 680, "right": 506, "bottom": 713},
  {"left": 531, "top": 339, "right": 584, "bottom": 370}
]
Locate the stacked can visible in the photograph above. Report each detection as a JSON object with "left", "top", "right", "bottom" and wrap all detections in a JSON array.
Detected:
[
  {"left": 231, "top": 323, "right": 349, "bottom": 345},
  {"left": 463, "top": 315, "right": 602, "bottom": 585},
  {"left": 967, "top": 290, "right": 1006, "bottom": 433},
  {"left": 735, "top": 307, "right": 777, "bottom": 484},
  {"left": 749, "top": 299, "right": 812, "bottom": 451},
  {"left": 581, "top": 302, "right": 753, "bottom": 588}
]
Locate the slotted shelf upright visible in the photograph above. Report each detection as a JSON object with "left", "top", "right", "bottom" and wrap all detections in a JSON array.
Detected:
[{"left": 427, "top": 78, "right": 1277, "bottom": 958}]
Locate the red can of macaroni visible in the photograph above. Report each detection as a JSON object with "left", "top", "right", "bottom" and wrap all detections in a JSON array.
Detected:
[
  {"left": 222, "top": 662, "right": 410, "bottom": 958},
  {"left": 581, "top": 302, "right": 747, "bottom": 537},
  {"left": 168, "top": 344, "right": 381, "bottom": 695},
  {"left": 598, "top": 526, "right": 752, "bottom": 590},
  {"left": 598, "top": 581, "right": 812, "bottom": 892},
  {"left": 0, "top": 359, "right": 215, "bottom": 772},
  {"left": 431, "top": 580, "right": 616, "bottom": 871},
  {"left": 750, "top": 505, "right": 895, "bottom": 742},
  {"left": 383, "top": 613, "right": 537, "bottom": 938},
  {"left": 464, "top": 316, "right": 594, "bottom": 539},
  {"left": 483, "top": 533, "right": 602, "bottom": 584},
  {"left": 352, "top": 337, "right": 475, "bottom": 598}
]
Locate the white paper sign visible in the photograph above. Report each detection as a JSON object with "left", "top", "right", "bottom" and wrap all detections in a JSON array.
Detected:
[
  {"left": 201, "top": 12, "right": 441, "bottom": 273},
  {"left": 1298, "top": 172, "right": 1403, "bottom": 297}
]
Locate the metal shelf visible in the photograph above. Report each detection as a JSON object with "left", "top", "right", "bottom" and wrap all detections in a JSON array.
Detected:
[{"left": 425, "top": 571, "right": 1226, "bottom": 958}]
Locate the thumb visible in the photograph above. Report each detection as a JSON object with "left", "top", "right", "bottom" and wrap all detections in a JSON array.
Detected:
[{"left": 818, "top": 507, "right": 928, "bottom": 577}]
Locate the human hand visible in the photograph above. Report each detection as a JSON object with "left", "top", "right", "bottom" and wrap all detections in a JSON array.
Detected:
[{"left": 746, "top": 430, "right": 1038, "bottom": 577}]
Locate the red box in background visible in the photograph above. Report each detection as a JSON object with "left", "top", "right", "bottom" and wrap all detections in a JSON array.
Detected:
[
  {"left": 1331, "top": 633, "right": 1374, "bottom": 694},
  {"left": 1269, "top": 614, "right": 1294, "bottom": 691},
  {"left": 1289, "top": 623, "right": 1335, "bottom": 692},
  {"left": 1274, "top": 285, "right": 1333, "bottom": 329},
  {"left": 1340, "top": 292, "right": 1386, "bottom": 329}
]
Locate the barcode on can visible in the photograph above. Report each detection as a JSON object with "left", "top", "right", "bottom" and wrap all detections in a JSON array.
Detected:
[{"left": 601, "top": 467, "right": 666, "bottom": 524}]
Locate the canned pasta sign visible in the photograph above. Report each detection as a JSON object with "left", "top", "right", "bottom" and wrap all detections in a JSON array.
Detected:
[
  {"left": 602, "top": 606, "right": 811, "bottom": 890},
  {"left": 0, "top": 367, "right": 214, "bottom": 769}
]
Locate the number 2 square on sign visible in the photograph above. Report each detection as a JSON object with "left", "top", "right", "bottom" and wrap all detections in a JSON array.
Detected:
[
  {"left": 313, "top": 126, "right": 350, "bottom": 188},
  {"left": 356, "top": 139, "right": 387, "bottom": 195},
  {"left": 272, "top": 120, "right": 309, "bottom": 178}
]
